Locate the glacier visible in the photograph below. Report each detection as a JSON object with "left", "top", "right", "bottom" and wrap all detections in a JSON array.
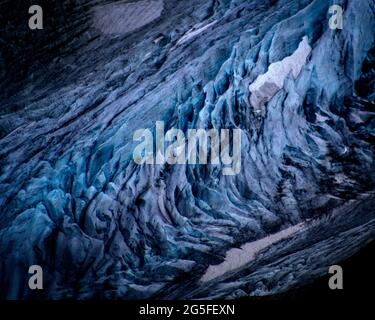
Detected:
[{"left": 0, "top": 0, "right": 374, "bottom": 299}]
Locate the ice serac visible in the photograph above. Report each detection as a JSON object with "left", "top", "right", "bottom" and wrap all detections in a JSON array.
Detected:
[
  {"left": 249, "top": 36, "right": 312, "bottom": 112},
  {"left": 0, "top": 0, "right": 374, "bottom": 300}
]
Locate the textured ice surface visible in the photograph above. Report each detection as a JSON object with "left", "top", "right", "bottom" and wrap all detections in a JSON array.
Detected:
[{"left": 0, "top": 0, "right": 374, "bottom": 299}]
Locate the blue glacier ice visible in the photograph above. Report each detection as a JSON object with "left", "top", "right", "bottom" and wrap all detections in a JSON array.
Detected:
[{"left": 0, "top": 0, "right": 374, "bottom": 299}]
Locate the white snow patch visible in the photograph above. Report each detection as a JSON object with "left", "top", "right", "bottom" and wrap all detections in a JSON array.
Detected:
[
  {"left": 93, "top": 0, "right": 164, "bottom": 35},
  {"left": 176, "top": 20, "right": 218, "bottom": 46},
  {"left": 200, "top": 222, "right": 306, "bottom": 283},
  {"left": 315, "top": 113, "right": 330, "bottom": 122},
  {"left": 249, "top": 36, "right": 312, "bottom": 110}
]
